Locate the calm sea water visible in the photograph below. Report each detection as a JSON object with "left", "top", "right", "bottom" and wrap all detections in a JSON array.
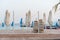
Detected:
[
  {"left": 0, "top": 24, "right": 33, "bottom": 30},
  {"left": 0, "top": 21, "right": 59, "bottom": 30}
]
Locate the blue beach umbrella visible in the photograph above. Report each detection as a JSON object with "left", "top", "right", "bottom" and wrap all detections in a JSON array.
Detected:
[
  {"left": 20, "top": 18, "right": 23, "bottom": 27},
  {"left": 2, "top": 22, "right": 4, "bottom": 27}
]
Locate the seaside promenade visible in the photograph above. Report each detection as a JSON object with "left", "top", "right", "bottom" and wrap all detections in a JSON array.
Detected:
[{"left": 0, "top": 27, "right": 60, "bottom": 40}]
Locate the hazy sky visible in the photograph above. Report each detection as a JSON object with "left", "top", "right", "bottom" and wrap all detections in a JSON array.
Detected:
[{"left": 0, "top": 0, "right": 59, "bottom": 24}]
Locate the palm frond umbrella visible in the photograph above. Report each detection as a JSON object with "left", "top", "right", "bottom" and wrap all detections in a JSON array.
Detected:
[{"left": 53, "top": 2, "right": 60, "bottom": 13}]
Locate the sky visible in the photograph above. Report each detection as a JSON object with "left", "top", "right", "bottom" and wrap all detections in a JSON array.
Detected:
[{"left": 0, "top": 0, "right": 60, "bottom": 24}]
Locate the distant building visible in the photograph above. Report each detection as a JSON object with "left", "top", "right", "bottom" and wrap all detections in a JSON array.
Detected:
[
  {"left": 5, "top": 10, "right": 10, "bottom": 26},
  {"left": 38, "top": 19, "right": 44, "bottom": 33},
  {"left": 25, "top": 10, "right": 31, "bottom": 27},
  {"left": 33, "top": 21, "right": 38, "bottom": 33}
]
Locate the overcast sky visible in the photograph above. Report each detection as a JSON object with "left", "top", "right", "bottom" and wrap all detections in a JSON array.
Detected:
[{"left": 0, "top": 0, "right": 59, "bottom": 24}]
